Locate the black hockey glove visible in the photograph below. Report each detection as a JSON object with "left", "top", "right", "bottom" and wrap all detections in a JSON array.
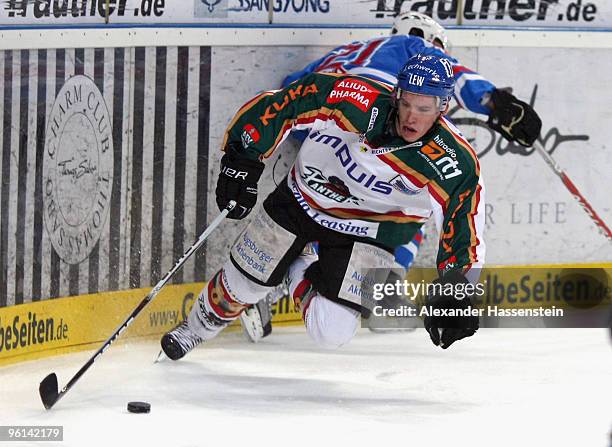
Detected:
[
  {"left": 487, "top": 88, "right": 542, "bottom": 147},
  {"left": 423, "top": 271, "right": 479, "bottom": 349},
  {"left": 215, "top": 143, "right": 265, "bottom": 220}
]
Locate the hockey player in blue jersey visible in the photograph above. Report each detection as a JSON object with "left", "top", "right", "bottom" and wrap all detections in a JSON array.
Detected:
[
  {"left": 238, "top": 12, "right": 541, "bottom": 342},
  {"left": 282, "top": 12, "right": 540, "bottom": 143}
]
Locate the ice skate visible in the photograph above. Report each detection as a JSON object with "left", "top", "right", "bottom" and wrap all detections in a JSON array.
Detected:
[
  {"left": 239, "top": 282, "right": 284, "bottom": 342},
  {"left": 160, "top": 320, "right": 204, "bottom": 361},
  {"left": 239, "top": 242, "right": 316, "bottom": 342}
]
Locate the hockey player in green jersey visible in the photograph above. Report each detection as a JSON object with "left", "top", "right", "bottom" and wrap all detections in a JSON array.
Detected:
[{"left": 161, "top": 51, "right": 484, "bottom": 358}]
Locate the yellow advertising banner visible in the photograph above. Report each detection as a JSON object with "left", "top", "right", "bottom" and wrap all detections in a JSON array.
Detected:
[
  {"left": 1, "top": 264, "right": 609, "bottom": 366},
  {"left": 0, "top": 282, "right": 302, "bottom": 366}
]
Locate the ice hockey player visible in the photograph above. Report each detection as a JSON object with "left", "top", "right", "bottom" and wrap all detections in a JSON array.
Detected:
[
  {"left": 239, "top": 11, "right": 542, "bottom": 341},
  {"left": 160, "top": 51, "right": 485, "bottom": 359},
  {"left": 282, "top": 11, "right": 541, "bottom": 146}
]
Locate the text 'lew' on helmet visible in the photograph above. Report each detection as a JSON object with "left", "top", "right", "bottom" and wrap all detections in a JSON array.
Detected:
[{"left": 395, "top": 52, "right": 455, "bottom": 112}]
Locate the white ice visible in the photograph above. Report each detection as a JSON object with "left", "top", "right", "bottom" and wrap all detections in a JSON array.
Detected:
[{"left": 1, "top": 327, "right": 611, "bottom": 447}]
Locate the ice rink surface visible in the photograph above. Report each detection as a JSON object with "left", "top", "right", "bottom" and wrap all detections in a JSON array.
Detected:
[{"left": 1, "top": 327, "right": 611, "bottom": 447}]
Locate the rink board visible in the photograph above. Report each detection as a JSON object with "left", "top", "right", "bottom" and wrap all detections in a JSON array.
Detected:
[
  {"left": 0, "top": 32, "right": 610, "bottom": 366},
  {"left": 1, "top": 264, "right": 609, "bottom": 366},
  {"left": 0, "top": 281, "right": 303, "bottom": 366},
  {"left": 0, "top": 40, "right": 609, "bottom": 310}
]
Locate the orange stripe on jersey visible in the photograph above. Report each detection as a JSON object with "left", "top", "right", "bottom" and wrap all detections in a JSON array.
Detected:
[
  {"left": 221, "top": 91, "right": 276, "bottom": 149},
  {"left": 262, "top": 110, "right": 321, "bottom": 159},
  {"left": 439, "top": 117, "right": 474, "bottom": 152},
  {"left": 294, "top": 107, "right": 360, "bottom": 134},
  {"left": 298, "top": 186, "right": 426, "bottom": 224},
  {"left": 427, "top": 180, "right": 449, "bottom": 213},
  {"left": 318, "top": 71, "right": 391, "bottom": 92},
  {"left": 363, "top": 76, "right": 394, "bottom": 92},
  {"left": 262, "top": 119, "right": 295, "bottom": 159},
  {"left": 378, "top": 153, "right": 428, "bottom": 188},
  {"left": 318, "top": 72, "right": 345, "bottom": 79},
  {"left": 439, "top": 118, "right": 480, "bottom": 175},
  {"left": 379, "top": 149, "right": 451, "bottom": 212},
  {"left": 324, "top": 107, "right": 360, "bottom": 133},
  {"left": 326, "top": 208, "right": 427, "bottom": 223},
  {"left": 467, "top": 183, "right": 483, "bottom": 264},
  {"left": 442, "top": 185, "right": 482, "bottom": 265},
  {"left": 261, "top": 107, "right": 359, "bottom": 159},
  {"left": 297, "top": 184, "right": 323, "bottom": 208}
]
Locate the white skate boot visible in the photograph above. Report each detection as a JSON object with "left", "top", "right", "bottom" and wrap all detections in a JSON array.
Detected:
[
  {"left": 239, "top": 242, "right": 318, "bottom": 342},
  {"left": 239, "top": 281, "right": 287, "bottom": 342}
]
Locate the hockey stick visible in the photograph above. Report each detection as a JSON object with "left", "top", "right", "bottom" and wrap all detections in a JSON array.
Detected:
[
  {"left": 39, "top": 201, "right": 236, "bottom": 410},
  {"left": 533, "top": 141, "right": 612, "bottom": 243}
]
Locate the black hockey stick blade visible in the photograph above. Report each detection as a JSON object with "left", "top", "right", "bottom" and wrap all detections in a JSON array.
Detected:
[{"left": 39, "top": 373, "right": 60, "bottom": 410}]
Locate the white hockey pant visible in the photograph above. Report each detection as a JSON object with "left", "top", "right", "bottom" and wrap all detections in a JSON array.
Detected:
[{"left": 187, "top": 257, "right": 359, "bottom": 349}]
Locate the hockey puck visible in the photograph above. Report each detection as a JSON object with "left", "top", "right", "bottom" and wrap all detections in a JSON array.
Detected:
[{"left": 127, "top": 401, "right": 151, "bottom": 414}]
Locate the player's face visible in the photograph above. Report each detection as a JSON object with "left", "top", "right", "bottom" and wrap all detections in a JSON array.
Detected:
[{"left": 395, "top": 92, "right": 440, "bottom": 142}]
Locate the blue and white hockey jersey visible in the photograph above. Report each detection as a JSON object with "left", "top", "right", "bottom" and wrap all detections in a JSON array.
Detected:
[{"left": 282, "top": 35, "right": 495, "bottom": 116}]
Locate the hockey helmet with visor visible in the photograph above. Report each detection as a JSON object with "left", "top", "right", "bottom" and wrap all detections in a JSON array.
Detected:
[{"left": 390, "top": 11, "right": 450, "bottom": 51}]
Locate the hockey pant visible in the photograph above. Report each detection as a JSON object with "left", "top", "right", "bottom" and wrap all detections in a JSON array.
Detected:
[{"left": 186, "top": 180, "right": 397, "bottom": 349}]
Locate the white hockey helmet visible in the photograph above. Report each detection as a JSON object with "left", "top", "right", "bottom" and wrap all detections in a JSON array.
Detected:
[{"left": 390, "top": 12, "right": 449, "bottom": 51}]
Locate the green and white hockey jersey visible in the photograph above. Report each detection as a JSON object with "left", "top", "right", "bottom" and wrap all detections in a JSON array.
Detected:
[{"left": 222, "top": 72, "right": 485, "bottom": 277}]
